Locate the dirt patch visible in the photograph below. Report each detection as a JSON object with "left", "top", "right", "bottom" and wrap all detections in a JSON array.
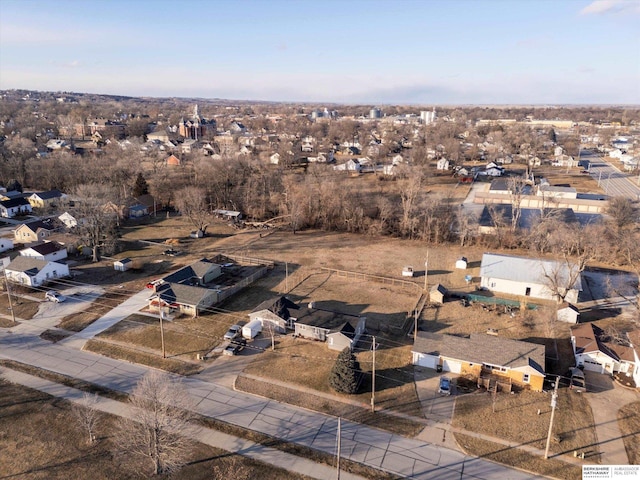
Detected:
[
  {"left": 40, "top": 329, "right": 72, "bottom": 343},
  {"left": 453, "top": 387, "right": 599, "bottom": 463},
  {"left": 618, "top": 401, "right": 640, "bottom": 465},
  {"left": 0, "top": 378, "right": 309, "bottom": 480},
  {"left": 0, "top": 292, "right": 40, "bottom": 320}
]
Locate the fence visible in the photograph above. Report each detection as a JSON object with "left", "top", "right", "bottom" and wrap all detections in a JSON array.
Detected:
[
  {"left": 212, "top": 253, "right": 274, "bottom": 268},
  {"left": 216, "top": 265, "right": 270, "bottom": 303},
  {"left": 320, "top": 267, "right": 421, "bottom": 292},
  {"left": 461, "top": 293, "right": 538, "bottom": 310}
]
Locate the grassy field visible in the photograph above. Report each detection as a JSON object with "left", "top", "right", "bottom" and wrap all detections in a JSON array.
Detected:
[
  {"left": 0, "top": 290, "right": 39, "bottom": 321},
  {"left": 618, "top": 401, "right": 640, "bottom": 465},
  {"left": 58, "top": 291, "right": 129, "bottom": 332},
  {"left": 0, "top": 379, "right": 311, "bottom": 480},
  {"left": 453, "top": 387, "right": 599, "bottom": 466}
]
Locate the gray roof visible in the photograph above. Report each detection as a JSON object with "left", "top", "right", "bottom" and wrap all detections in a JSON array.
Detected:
[
  {"left": 6, "top": 256, "right": 49, "bottom": 275},
  {"left": 0, "top": 197, "right": 31, "bottom": 208},
  {"left": 413, "top": 332, "right": 545, "bottom": 374},
  {"left": 294, "top": 307, "right": 361, "bottom": 332},
  {"left": 25, "top": 241, "right": 64, "bottom": 255},
  {"left": 157, "top": 283, "right": 211, "bottom": 306},
  {"left": 163, "top": 258, "right": 218, "bottom": 285},
  {"left": 252, "top": 296, "right": 299, "bottom": 319},
  {"left": 480, "top": 253, "right": 582, "bottom": 291},
  {"left": 31, "top": 189, "right": 64, "bottom": 200}
]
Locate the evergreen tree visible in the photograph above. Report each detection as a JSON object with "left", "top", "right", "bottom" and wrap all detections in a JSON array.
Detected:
[
  {"left": 329, "top": 347, "right": 360, "bottom": 394},
  {"left": 132, "top": 172, "right": 149, "bottom": 197}
]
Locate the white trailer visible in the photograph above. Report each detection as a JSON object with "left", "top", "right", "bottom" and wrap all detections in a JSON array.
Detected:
[{"left": 242, "top": 319, "right": 262, "bottom": 339}]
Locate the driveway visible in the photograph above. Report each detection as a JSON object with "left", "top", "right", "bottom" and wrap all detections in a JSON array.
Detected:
[
  {"left": 584, "top": 370, "right": 640, "bottom": 465},
  {"left": 197, "top": 336, "right": 272, "bottom": 388},
  {"left": 414, "top": 367, "right": 459, "bottom": 450}
]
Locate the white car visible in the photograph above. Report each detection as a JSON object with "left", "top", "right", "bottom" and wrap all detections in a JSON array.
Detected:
[
  {"left": 45, "top": 291, "right": 66, "bottom": 303},
  {"left": 223, "top": 324, "right": 242, "bottom": 340}
]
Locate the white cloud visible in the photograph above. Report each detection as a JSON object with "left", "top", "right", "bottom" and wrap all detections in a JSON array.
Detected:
[{"left": 580, "top": 0, "right": 640, "bottom": 15}]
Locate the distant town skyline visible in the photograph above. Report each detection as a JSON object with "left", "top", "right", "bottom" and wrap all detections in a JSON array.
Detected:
[{"left": 1, "top": 0, "right": 639, "bottom": 105}]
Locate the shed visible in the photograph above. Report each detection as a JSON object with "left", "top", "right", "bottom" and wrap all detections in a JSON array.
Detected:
[
  {"left": 557, "top": 303, "right": 580, "bottom": 324},
  {"left": 429, "top": 284, "right": 447, "bottom": 304},
  {"left": 455, "top": 257, "right": 468, "bottom": 269},
  {"left": 114, "top": 258, "right": 133, "bottom": 272}
]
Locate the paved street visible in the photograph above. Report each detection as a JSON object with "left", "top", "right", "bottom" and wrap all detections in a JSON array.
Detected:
[
  {"left": 582, "top": 150, "right": 640, "bottom": 200},
  {"left": 0, "top": 317, "right": 540, "bottom": 479}
]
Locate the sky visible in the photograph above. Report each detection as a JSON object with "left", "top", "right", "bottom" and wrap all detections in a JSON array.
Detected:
[{"left": 0, "top": 0, "right": 639, "bottom": 105}]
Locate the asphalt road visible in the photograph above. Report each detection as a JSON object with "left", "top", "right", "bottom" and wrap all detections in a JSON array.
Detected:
[
  {"left": 0, "top": 305, "right": 542, "bottom": 480},
  {"left": 581, "top": 150, "right": 640, "bottom": 200}
]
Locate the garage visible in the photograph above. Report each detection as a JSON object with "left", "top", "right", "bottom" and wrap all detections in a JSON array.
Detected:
[
  {"left": 413, "top": 352, "right": 439, "bottom": 369},
  {"left": 442, "top": 357, "right": 462, "bottom": 374}
]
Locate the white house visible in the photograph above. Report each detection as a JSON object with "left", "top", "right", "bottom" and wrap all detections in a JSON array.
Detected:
[
  {"left": 0, "top": 237, "right": 13, "bottom": 253},
  {"left": 248, "top": 296, "right": 300, "bottom": 334},
  {"left": 333, "top": 159, "right": 361, "bottom": 172},
  {"left": 436, "top": 158, "right": 450, "bottom": 170},
  {"left": 480, "top": 253, "right": 582, "bottom": 304},
  {"left": 537, "top": 185, "right": 578, "bottom": 199},
  {"left": 0, "top": 198, "right": 32, "bottom": 218},
  {"left": 58, "top": 212, "right": 80, "bottom": 228},
  {"left": 5, "top": 257, "right": 69, "bottom": 287},
  {"left": 19, "top": 241, "right": 68, "bottom": 263},
  {"left": 627, "top": 330, "right": 640, "bottom": 388},
  {"left": 571, "top": 323, "right": 636, "bottom": 376}
]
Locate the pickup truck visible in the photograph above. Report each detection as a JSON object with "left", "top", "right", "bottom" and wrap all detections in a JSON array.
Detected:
[{"left": 223, "top": 338, "right": 247, "bottom": 356}]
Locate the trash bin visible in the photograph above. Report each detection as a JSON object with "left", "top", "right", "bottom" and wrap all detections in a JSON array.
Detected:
[{"left": 436, "top": 365, "right": 443, "bottom": 373}]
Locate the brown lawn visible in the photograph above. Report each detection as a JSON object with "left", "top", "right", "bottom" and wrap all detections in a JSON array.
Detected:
[
  {"left": 0, "top": 379, "right": 310, "bottom": 480},
  {"left": 618, "top": 401, "right": 640, "bottom": 465},
  {"left": 453, "top": 387, "right": 599, "bottom": 464}
]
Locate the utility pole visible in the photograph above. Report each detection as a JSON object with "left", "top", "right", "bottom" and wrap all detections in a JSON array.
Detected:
[
  {"left": 336, "top": 417, "right": 341, "bottom": 480},
  {"left": 423, "top": 251, "right": 429, "bottom": 292},
  {"left": 285, "top": 262, "right": 289, "bottom": 293},
  {"left": 3, "top": 267, "right": 16, "bottom": 323},
  {"left": 544, "top": 376, "right": 560, "bottom": 459},
  {"left": 159, "top": 308, "right": 166, "bottom": 359},
  {"left": 370, "top": 336, "right": 376, "bottom": 413}
]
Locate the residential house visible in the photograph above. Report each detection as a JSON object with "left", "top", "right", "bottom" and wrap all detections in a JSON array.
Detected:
[
  {"left": 412, "top": 332, "right": 546, "bottom": 391},
  {"left": 151, "top": 282, "right": 218, "bottom": 317},
  {"left": 626, "top": 330, "right": 640, "bottom": 388},
  {"left": 480, "top": 253, "right": 582, "bottom": 303},
  {"left": 0, "top": 237, "right": 13, "bottom": 253},
  {"left": 570, "top": 323, "right": 636, "bottom": 376},
  {"left": 0, "top": 198, "right": 32, "bottom": 218},
  {"left": 333, "top": 159, "right": 362, "bottom": 173},
  {"left": 166, "top": 154, "right": 181, "bottom": 166},
  {"left": 537, "top": 185, "right": 578, "bottom": 199},
  {"left": 13, "top": 220, "right": 57, "bottom": 245},
  {"left": 248, "top": 296, "right": 300, "bottom": 334},
  {"left": 58, "top": 212, "right": 80, "bottom": 228},
  {"left": 161, "top": 258, "right": 222, "bottom": 286},
  {"left": 20, "top": 241, "right": 68, "bottom": 263},
  {"left": 436, "top": 158, "right": 450, "bottom": 170},
  {"left": 292, "top": 304, "right": 366, "bottom": 351},
  {"left": 27, "top": 190, "right": 68, "bottom": 209},
  {"left": 4, "top": 256, "right": 69, "bottom": 287}
]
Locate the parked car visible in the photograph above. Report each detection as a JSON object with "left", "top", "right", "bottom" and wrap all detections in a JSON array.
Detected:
[
  {"left": 45, "top": 291, "right": 66, "bottom": 303},
  {"left": 163, "top": 249, "right": 180, "bottom": 257},
  {"left": 223, "top": 324, "right": 242, "bottom": 340},
  {"left": 223, "top": 338, "right": 247, "bottom": 356},
  {"left": 569, "top": 367, "right": 586, "bottom": 393},
  {"left": 438, "top": 376, "right": 452, "bottom": 395}
]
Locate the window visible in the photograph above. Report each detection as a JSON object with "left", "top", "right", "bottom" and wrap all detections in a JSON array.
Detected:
[{"left": 523, "top": 374, "right": 530, "bottom": 383}]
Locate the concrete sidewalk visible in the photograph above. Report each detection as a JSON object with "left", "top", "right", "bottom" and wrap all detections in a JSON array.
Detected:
[
  {"left": 0, "top": 367, "right": 367, "bottom": 480},
  {"left": 59, "top": 289, "right": 151, "bottom": 349}
]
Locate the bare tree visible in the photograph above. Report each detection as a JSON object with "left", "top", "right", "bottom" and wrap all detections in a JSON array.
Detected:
[
  {"left": 399, "top": 174, "right": 423, "bottom": 238},
  {"left": 114, "top": 371, "right": 196, "bottom": 476},
  {"left": 71, "top": 392, "right": 101, "bottom": 445},
  {"left": 174, "top": 186, "right": 211, "bottom": 235},
  {"left": 540, "top": 255, "right": 585, "bottom": 303},
  {"left": 74, "top": 183, "right": 120, "bottom": 262},
  {"left": 507, "top": 176, "right": 527, "bottom": 232}
]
